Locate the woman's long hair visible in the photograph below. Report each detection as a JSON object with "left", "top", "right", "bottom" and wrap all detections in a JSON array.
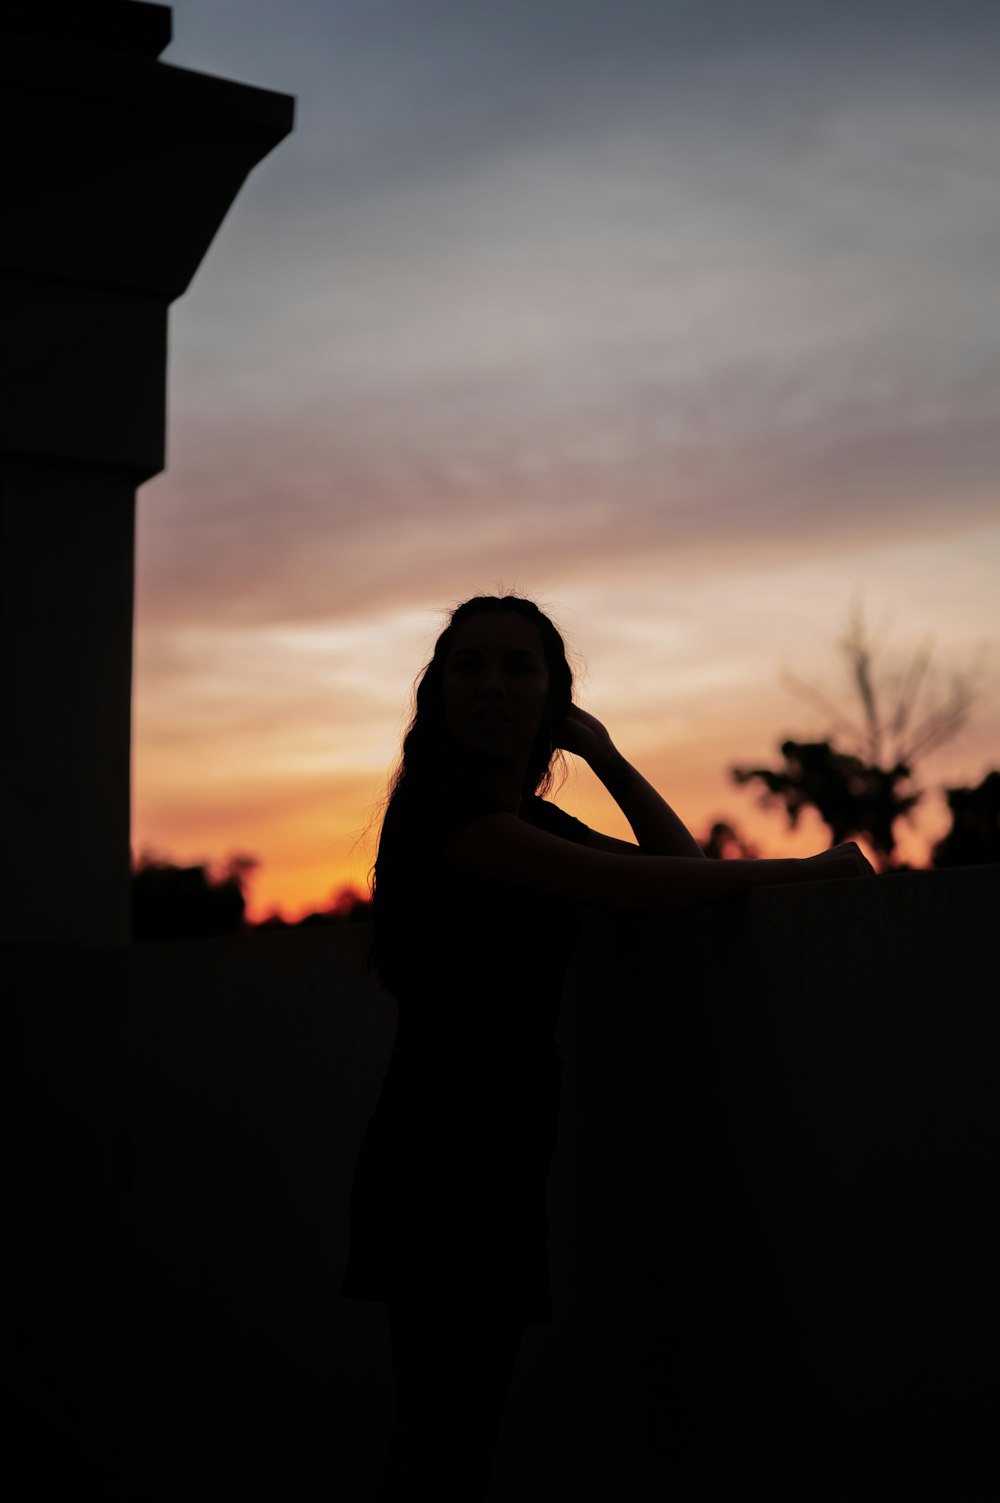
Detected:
[{"left": 367, "top": 596, "right": 574, "bottom": 984}]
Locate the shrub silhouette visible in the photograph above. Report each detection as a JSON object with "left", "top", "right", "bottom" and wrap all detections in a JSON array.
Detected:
[
  {"left": 932, "top": 770, "right": 1000, "bottom": 868},
  {"left": 132, "top": 854, "right": 252, "bottom": 942}
]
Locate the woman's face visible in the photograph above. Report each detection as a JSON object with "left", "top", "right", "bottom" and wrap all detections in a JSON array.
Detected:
[{"left": 442, "top": 611, "right": 551, "bottom": 764}]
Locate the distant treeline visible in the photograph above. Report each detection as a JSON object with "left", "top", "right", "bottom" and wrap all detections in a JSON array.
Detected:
[
  {"left": 131, "top": 853, "right": 371, "bottom": 944},
  {"left": 132, "top": 767, "right": 999, "bottom": 944}
]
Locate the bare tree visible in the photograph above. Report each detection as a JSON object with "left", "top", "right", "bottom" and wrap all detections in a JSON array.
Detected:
[
  {"left": 781, "top": 592, "right": 982, "bottom": 770},
  {"left": 731, "top": 596, "right": 987, "bottom": 871}
]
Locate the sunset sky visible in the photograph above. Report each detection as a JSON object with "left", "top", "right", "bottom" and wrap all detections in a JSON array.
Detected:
[{"left": 134, "top": 0, "right": 1000, "bottom": 920}]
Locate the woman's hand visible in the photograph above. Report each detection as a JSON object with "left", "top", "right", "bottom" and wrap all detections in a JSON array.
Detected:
[
  {"left": 556, "top": 705, "right": 616, "bottom": 770},
  {"left": 800, "top": 841, "right": 877, "bottom": 881},
  {"left": 557, "top": 709, "right": 706, "bottom": 857}
]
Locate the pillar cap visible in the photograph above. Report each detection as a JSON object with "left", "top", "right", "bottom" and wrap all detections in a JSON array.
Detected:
[
  {"left": 1, "top": 13, "right": 295, "bottom": 301},
  {"left": 0, "top": 0, "right": 294, "bottom": 477},
  {"left": 0, "top": 1, "right": 172, "bottom": 59}
]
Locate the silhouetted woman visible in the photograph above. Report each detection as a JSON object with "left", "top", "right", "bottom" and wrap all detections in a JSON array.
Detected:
[{"left": 340, "top": 593, "right": 873, "bottom": 1500}]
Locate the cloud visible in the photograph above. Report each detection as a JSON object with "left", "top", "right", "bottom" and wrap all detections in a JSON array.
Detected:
[
  {"left": 167, "top": 0, "right": 1000, "bottom": 220},
  {"left": 143, "top": 0, "right": 1000, "bottom": 635}
]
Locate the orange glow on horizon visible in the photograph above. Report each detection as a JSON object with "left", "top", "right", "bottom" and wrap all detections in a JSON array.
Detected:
[
  {"left": 200, "top": 767, "right": 944, "bottom": 926},
  {"left": 132, "top": 533, "right": 999, "bottom": 926}
]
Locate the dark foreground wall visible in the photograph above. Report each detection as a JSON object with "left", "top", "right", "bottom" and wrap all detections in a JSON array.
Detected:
[
  {"left": 572, "top": 865, "right": 998, "bottom": 1500},
  {"left": 4, "top": 866, "right": 997, "bottom": 1500}
]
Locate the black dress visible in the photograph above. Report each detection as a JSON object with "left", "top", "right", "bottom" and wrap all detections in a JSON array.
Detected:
[{"left": 340, "top": 782, "right": 589, "bottom": 1324}]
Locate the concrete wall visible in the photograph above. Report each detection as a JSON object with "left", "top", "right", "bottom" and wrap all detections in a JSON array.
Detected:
[{"left": 5, "top": 866, "right": 997, "bottom": 1500}]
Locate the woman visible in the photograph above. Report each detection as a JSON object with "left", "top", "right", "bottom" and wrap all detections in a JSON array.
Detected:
[{"left": 340, "top": 593, "right": 873, "bottom": 1500}]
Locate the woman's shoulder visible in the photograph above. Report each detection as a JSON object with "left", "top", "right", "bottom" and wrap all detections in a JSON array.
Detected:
[{"left": 379, "top": 774, "right": 509, "bottom": 859}]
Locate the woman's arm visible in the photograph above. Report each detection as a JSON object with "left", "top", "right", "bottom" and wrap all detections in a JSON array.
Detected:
[
  {"left": 558, "top": 706, "right": 706, "bottom": 858},
  {"left": 446, "top": 813, "right": 873, "bottom": 912}
]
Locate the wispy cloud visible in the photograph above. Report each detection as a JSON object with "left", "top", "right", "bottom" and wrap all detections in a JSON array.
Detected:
[{"left": 133, "top": 0, "right": 1000, "bottom": 909}]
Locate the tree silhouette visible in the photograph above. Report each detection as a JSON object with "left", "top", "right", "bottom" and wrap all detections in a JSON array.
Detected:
[
  {"left": 132, "top": 852, "right": 257, "bottom": 942},
  {"left": 931, "top": 770, "right": 1000, "bottom": 868},
  {"left": 731, "top": 597, "right": 985, "bottom": 871},
  {"left": 255, "top": 884, "right": 372, "bottom": 929},
  {"left": 781, "top": 595, "right": 979, "bottom": 771},
  {"left": 294, "top": 886, "right": 373, "bottom": 927},
  {"left": 699, "top": 819, "right": 760, "bottom": 860},
  {"left": 731, "top": 739, "right": 918, "bottom": 870}
]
